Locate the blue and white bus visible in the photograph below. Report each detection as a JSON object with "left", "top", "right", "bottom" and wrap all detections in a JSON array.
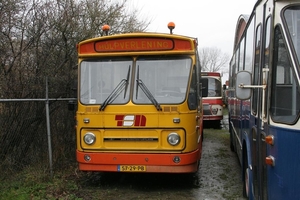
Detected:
[{"left": 228, "top": 0, "right": 300, "bottom": 199}]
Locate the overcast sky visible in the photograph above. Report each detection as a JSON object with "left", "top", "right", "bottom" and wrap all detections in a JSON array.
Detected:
[
  {"left": 129, "top": 0, "right": 256, "bottom": 55},
  {"left": 127, "top": 0, "right": 257, "bottom": 81}
]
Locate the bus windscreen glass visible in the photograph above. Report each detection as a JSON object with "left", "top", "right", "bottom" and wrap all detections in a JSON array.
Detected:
[{"left": 133, "top": 57, "right": 191, "bottom": 104}]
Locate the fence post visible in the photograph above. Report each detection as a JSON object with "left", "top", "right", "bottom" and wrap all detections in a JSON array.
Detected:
[{"left": 45, "top": 77, "right": 53, "bottom": 178}]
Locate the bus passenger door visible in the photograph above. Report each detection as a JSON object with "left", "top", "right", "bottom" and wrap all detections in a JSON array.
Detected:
[{"left": 252, "top": 1, "right": 272, "bottom": 199}]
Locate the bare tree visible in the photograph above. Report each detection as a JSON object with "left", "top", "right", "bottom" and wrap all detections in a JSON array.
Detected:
[
  {"left": 199, "top": 47, "right": 229, "bottom": 75},
  {"left": 0, "top": 0, "right": 150, "bottom": 171}
]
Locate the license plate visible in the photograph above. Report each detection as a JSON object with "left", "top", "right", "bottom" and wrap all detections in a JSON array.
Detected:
[{"left": 118, "top": 165, "right": 146, "bottom": 172}]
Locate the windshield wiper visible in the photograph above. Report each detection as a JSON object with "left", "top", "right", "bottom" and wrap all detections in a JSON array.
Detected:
[
  {"left": 123, "top": 65, "right": 131, "bottom": 98},
  {"left": 99, "top": 79, "right": 127, "bottom": 111},
  {"left": 99, "top": 65, "right": 131, "bottom": 111},
  {"left": 136, "top": 66, "right": 162, "bottom": 111}
]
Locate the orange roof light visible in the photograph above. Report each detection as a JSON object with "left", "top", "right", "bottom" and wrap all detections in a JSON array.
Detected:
[
  {"left": 102, "top": 24, "right": 110, "bottom": 31},
  {"left": 168, "top": 22, "right": 175, "bottom": 34},
  {"left": 102, "top": 24, "right": 110, "bottom": 36}
]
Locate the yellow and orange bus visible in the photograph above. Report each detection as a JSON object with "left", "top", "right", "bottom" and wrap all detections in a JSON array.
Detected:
[{"left": 75, "top": 23, "right": 203, "bottom": 173}]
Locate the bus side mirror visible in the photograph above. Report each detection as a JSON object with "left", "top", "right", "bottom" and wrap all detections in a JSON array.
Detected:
[
  {"left": 236, "top": 71, "right": 252, "bottom": 100},
  {"left": 223, "top": 84, "right": 227, "bottom": 90},
  {"left": 200, "top": 78, "right": 208, "bottom": 97}
]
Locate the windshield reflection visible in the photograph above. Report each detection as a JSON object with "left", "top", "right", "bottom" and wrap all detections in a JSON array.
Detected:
[
  {"left": 200, "top": 77, "right": 222, "bottom": 97},
  {"left": 79, "top": 57, "right": 192, "bottom": 105},
  {"left": 133, "top": 57, "right": 192, "bottom": 104},
  {"left": 80, "top": 59, "right": 132, "bottom": 105}
]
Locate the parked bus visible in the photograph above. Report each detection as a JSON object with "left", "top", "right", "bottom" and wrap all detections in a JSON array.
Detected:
[
  {"left": 228, "top": 0, "right": 300, "bottom": 199},
  {"left": 200, "top": 72, "right": 223, "bottom": 127},
  {"left": 75, "top": 23, "right": 203, "bottom": 173}
]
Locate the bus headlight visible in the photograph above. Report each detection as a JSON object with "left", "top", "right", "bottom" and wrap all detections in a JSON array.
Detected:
[
  {"left": 211, "top": 107, "right": 219, "bottom": 115},
  {"left": 84, "top": 132, "right": 96, "bottom": 145},
  {"left": 167, "top": 132, "right": 180, "bottom": 146}
]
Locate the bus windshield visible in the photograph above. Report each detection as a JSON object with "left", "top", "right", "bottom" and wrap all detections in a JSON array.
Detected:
[
  {"left": 284, "top": 6, "right": 300, "bottom": 65},
  {"left": 80, "top": 58, "right": 132, "bottom": 105},
  {"left": 208, "top": 78, "right": 221, "bottom": 97},
  {"left": 80, "top": 56, "right": 192, "bottom": 105},
  {"left": 133, "top": 57, "right": 192, "bottom": 104}
]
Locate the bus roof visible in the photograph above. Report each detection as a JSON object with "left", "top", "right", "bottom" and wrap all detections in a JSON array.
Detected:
[
  {"left": 233, "top": 14, "right": 250, "bottom": 51},
  {"left": 77, "top": 32, "right": 198, "bottom": 56}
]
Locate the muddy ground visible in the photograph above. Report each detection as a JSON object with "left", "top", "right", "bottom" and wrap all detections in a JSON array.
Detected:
[{"left": 74, "top": 116, "right": 246, "bottom": 200}]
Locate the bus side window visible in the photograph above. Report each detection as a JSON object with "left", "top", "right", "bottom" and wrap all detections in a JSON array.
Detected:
[
  {"left": 252, "top": 25, "right": 261, "bottom": 115},
  {"left": 188, "top": 66, "right": 198, "bottom": 110},
  {"left": 271, "top": 26, "right": 300, "bottom": 124}
]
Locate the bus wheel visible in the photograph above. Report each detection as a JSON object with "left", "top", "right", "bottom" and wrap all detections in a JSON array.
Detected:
[
  {"left": 243, "top": 163, "right": 250, "bottom": 198},
  {"left": 214, "top": 120, "right": 221, "bottom": 129},
  {"left": 197, "top": 160, "right": 200, "bottom": 171}
]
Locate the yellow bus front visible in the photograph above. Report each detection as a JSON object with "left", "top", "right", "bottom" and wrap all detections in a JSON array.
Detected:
[{"left": 76, "top": 34, "right": 203, "bottom": 173}]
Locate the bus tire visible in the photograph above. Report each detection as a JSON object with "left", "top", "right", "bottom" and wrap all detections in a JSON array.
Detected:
[
  {"left": 213, "top": 120, "right": 221, "bottom": 129},
  {"left": 197, "top": 159, "right": 200, "bottom": 171},
  {"left": 243, "top": 157, "right": 250, "bottom": 198}
]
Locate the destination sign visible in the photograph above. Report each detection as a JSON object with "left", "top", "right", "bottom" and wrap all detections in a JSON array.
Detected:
[{"left": 94, "top": 38, "right": 174, "bottom": 52}]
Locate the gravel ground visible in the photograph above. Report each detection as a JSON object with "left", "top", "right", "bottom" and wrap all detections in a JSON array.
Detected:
[
  {"left": 75, "top": 115, "right": 246, "bottom": 200},
  {"left": 196, "top": 119, "right": 245, "bottom": 199}
]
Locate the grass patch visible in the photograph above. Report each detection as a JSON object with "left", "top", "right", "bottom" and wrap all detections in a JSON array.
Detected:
[{"left": 0, "top": 166, "right": 82, "bottom": 200}]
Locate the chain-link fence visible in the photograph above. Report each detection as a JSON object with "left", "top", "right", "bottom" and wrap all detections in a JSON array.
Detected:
[{"left": 0, "top": 78, "right": 77, "bottom": 179}]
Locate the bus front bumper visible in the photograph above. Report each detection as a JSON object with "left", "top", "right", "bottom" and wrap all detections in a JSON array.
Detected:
[{"left": 76, "top": 149, "right": 200, "bottom": 173}]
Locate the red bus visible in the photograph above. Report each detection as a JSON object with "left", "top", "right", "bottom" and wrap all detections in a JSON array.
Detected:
[{"left": 200, "top": 72, "right": 223, "bottom": 127}]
